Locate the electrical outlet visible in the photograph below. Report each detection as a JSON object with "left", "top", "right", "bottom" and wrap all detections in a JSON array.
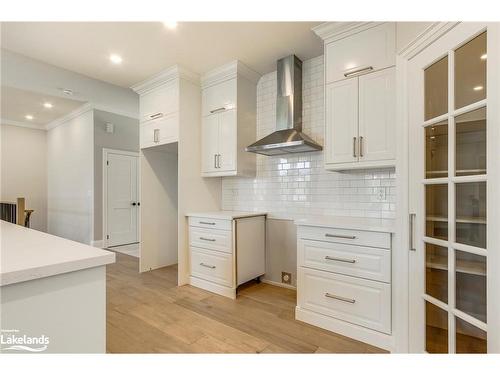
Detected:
[
  {"left": 281, "top": 272, "right": 292, "bottom": 285},
  {"left": 376, "top": 187, "right": 387, "bottom": 201}
]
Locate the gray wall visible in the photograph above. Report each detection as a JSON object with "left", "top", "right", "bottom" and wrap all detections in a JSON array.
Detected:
[{"left": 93, "top": 110, "right": 139, "bottom": 241}]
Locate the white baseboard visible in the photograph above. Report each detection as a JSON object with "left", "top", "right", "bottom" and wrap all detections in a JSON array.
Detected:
[
  {"left": 261, "top": 278, "right": 297, "bottom": 290},
  {"left": 295, "top": 306, "right": 395, "bottom": 352},
  {"left": 91, "top": 240, "right": 104, "bottom": 248},
  {"left": 189, "top": 276, "right": 236, "bottom": 299}
]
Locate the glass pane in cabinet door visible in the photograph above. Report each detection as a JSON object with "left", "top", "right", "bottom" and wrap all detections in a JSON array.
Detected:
[
  {"left": 425, "top": 243, "right": 448, "bottom": 303},
  {"left": 456, "top": 182, "right": 487, "bottom": 249},
  {"left": 456, "top": 250, "right": 487, "bottom": 323},
  {"left": 456, "top": 317, "right": 487, "bottom": 353},
  {"left": 426, "top": 301, "right": 448, "bottom": 353},
  {"left": 426, "top": 184, "right": 448, "bottom": 240},
  {"left": 455, "top": 32, "right": 487, "bottom": 110},
  {"left": 425, "top": 121, "right": 448, "bottom": 178},
  {"left": 425, "top": 56, "right": 448, "bottom": 121},
  {"left": 456, "top": 107, "right": 486, "bottom": 176}
]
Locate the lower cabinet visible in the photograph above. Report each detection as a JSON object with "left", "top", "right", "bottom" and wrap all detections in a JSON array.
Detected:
[
  {"left": 296, "top": 223, "right": 393, "bottom": 350},
  {"left": 187, "top": 213, "right": 266, "bottom": 299}
]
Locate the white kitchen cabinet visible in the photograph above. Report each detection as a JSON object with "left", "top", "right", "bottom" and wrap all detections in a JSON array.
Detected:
[
  {"left": 200, "top": 61, "right": 259, "bottom": 177},
  {"left": 323, "top": 23, "right": 395, "bottom": 84},
  {"left": 139, "top": 83, "right": 178, "bottom": 123},
  {"left": 295, "top": 218, "right": 395, "bottom": 350},
  {"left": 324, "top": 67, "right": 396, "bottom": 170},
  {"left": 187, "top": 212, "right": 266, "bottom": 299},
  {"left": 315, "top": 22, "right": 396, "bottom": 171},
  {"left": 139, "top": 113, "right": 179, "bottom": 149}
]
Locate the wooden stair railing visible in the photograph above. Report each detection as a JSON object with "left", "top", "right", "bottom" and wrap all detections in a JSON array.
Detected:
[{"left": 0, "top": 197, "right": 34, "bottom": 227}]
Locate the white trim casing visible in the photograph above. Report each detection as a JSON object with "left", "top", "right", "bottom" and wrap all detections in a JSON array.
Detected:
[{"left": 102, "top": 148, "right": 140, "bottom": 249}]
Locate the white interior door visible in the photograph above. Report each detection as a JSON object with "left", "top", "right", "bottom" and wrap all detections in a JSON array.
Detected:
[
  {"left": 106, "top": 151, "right": 139, "bottom": 247},
  {"left": 409, "top": 23, "right": 491, "bottom": 353},
  {"left": 358, "top": 67, "right": 396, "bottom": 162}
]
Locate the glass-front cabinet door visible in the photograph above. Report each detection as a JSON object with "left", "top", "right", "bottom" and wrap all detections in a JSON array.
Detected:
[{"left": 409, "top": 23, "right": 496, "bottom": 353}]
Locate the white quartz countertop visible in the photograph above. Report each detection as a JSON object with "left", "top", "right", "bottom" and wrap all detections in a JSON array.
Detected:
[
  {"left": 0, "top": 221, "right": 115, "bottom": 286},
  {"left": 292, "top": 215, "right": 395, "bottom": 233},
  {"left": 186, "top": 211, "right": 267, "bottom": 220}
]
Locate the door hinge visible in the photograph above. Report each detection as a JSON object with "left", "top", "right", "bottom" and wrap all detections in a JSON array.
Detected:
[{"left": 106, "top": 234, "right": 109, "bottom": 239}]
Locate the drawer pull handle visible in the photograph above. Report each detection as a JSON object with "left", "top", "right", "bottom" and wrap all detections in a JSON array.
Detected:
[
  {"left": 199, "top": 237, "right": 216, "bottom": 242},
  {"left": 150, "top": 112, "right": 164, "bottom": 119},
  {"left": 200, "top": 262, "right": 216, "bottom": 269},
  {"left": 199, "top": 221, "right": 216, "bottom": 225},
  {"left": 210, "top": 107, "right": 227, "bottom": 114},
  {"left": 344, "top": 66, "right": 373, "bottom": 78},
  {"left": 325, "top": 292, "right": 356, "bottom": 304},
  {"left": 325, "top": 256, "right": 356, "bottom": 264},
  {"left": 325, "top": 233, "right": 356, "bottom": 240}
]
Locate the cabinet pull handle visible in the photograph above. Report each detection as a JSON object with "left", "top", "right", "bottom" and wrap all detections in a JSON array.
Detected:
[
  {"left": 150, "top": 112, "right": 164, "bottom": 119},
  {"left": 214, "top": 154, "right": 217, "bottom": 169},
  {"left": 359, "top": 136, "right": 364, "bottom": 157},
  {"left": 199, "top": 221, "right": 216, "bottom": 225},
  {"left": 217, "top": 154, "right": 221, "bottom": 168},
  {"left": 200, "top": 263, "right": 216, "bottom": 269},
  {"left": 325, "top": 255, "right": 356, "bottom": 264},
  {"left": 199, "top": 237, "right": 216, "bottom": 242},
  {"left": 325, "top": 292, "right": 356, "bottom": 304},
  {"left": 325, "top": 233, "right": 356, "bottom": 240},
  {"left": 153, "top": 129, "right": 160, "bottom": 143},
  {"left": 210, "top": 107, "right": 226, "bottom": 114},
  {"left": 344, "top": 66, "right": 374, "bottom": 78},
  {"left": 409, "top": 213, "right": 416, "bottom": 251},
  {"left": 353, "top": 137, "right": 357, "bottom": 157}
]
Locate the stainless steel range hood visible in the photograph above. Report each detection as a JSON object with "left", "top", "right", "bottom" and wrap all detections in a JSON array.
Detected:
[{"left": 246, "top": 55, "right": 322, "bottom": 156}]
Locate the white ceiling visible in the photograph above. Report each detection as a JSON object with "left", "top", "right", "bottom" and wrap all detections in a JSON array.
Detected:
[
  {"left": 0, "top": 22, "right": 324, "bottom": 88},
  {"left": 1, "top": 86, "right": 85, "bottom": 128}
]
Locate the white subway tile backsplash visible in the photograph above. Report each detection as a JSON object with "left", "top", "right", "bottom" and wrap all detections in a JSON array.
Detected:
[{"left": 222, "top": 56, "right": 396, "bottom": 219}]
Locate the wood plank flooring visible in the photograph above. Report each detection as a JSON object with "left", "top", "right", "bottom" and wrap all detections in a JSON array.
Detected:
[{"left": 106, "top": 253, "right": 386, "bottom": 353}]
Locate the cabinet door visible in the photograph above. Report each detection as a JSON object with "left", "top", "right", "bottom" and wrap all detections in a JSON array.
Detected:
[
  {"left": 201, "top": 114, "right": 219, "bottom": 174},
  {"left": 325, "top": 23, "right": 395, "bottom": 84},
  {"left": 217, "top": 109, "right": 237, "bottom": 172},
  {"left": 325, "top": 79, "right": 359, "bottom": 165},
  {"left": 202, "top": 79, "right": 237, "bottom": 117},
  {"left": 358, "top": 67, "right": 396, "bottom": 162},
  {"left": 140, "top": 83, "right": 178, "bottom": 123}
]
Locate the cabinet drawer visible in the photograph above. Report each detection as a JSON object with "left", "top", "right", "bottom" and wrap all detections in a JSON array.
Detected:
[
  {"left": 190, "top": 227, "right": 232, "bottom": 254},
  {"left": 299, "top": 239, "right": 391, "bottom": 282},
  {"left": 140, "top": 114, "right": 178, "bottom": 149},
  {"left": 298, "top": 267, "right": 391, "bottom": 334},
  {"left": 190, "top": 247, "right": 233, "bottom": 287},
  {"left": 325, "top": 23, "right": 395, "bottom": 84},
  {"left": 202, "top": 79, "right": 237, "bottom": 117},
  {"left": 140, "top": 83, "right": 178, "bottom": 123},
  {"left": 298, "top": 225, "right": 390, "bottom": 249},
  {"left": 189, "top": 216, "right": 232, "bottom": 231}
]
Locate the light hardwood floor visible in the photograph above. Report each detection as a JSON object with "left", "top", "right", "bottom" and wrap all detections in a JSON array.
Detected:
[{"left": 106, "top": 253, "right": 386, "bottom": 353}]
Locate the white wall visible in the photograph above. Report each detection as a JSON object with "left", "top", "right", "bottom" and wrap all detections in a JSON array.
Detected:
[
  {"left": 222, "top": 56, "right": 396, "bottom": 219},
  {"left": 47, "top": 109, "right": 94, "bottom": 244},
  {"left": 1, "top": 49, "right": 139, "bottom": 119},
  {"left": 93, "top": 110, "right": 139, "bottom": 241},
  {"left": 396, "top": 22, "right": 434, "bottom": 51},
  {"left": 0, "top": 124, "right": 47, "bottom": 231}
]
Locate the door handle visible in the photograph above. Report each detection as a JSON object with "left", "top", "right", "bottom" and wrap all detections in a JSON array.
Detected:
[
  {"left": 217, "top": 154, "right": 221, "bottom": 169},
  {"left": 353, "top": 137, "right": 357, "bottom": 158},
  {"left": 359, "top": 136, "right": 364, "bottom": 157},
  {"left": 214, "top": 154, "right": 217, "bottom": 169},
  {"left": 409, "top": 213, "right": 416, "bottom": 251},
  {"left": 131, "top": 202, "right": 137, "bottom": 206}
]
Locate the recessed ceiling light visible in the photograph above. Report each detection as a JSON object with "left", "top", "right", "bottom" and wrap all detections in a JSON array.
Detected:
[
  {"left": 43, "top": 102, "right": 53, "bottom": 109},
  {"left": 473, "top": 85, "right": 484, "bottom": 91},
  {"left": 109, "top": 54, "right": 123, "bottom": 64},
  {"left": 480, "top": 54, "right": 487, "bottom": 60},
  {"left": 25, "top": 115, "right": 34, "bottom": 120},
  {"left": 163, "top": 21, "right": 177, "bottom": 30}
]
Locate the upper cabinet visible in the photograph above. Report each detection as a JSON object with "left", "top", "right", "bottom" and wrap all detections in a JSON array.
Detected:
[
  {"left": 314, "top": 22, "right": 397, "bottom": 171},
  {"left": 132, "top": 66, "right": 198, "bottom": 149},
  {"left": 200, "top": 61, "right": 259, "bottom": 177}
]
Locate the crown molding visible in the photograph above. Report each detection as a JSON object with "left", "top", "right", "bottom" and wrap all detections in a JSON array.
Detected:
[
  {"left": 201, "top": 60, "right": 261, "bottom": 89},
  {"left": 397, "top": 22, "right": 460, "bottom": 59},
  {"left": 312, "top": 22, "right": 386, "bottom": 44},
  {"left": 130, "top": 65, "right": 199, "bottom": 95},
  {"left": 45, "top": 103, "right": 93, "bottom": 130},
  {"left": 0, "top": 118, "right": 47, "bottom": 131}
]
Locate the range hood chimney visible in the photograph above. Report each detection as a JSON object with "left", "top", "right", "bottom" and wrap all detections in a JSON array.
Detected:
[{"left": 245, "top": 55, "right": 322, "bottom": 156}]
